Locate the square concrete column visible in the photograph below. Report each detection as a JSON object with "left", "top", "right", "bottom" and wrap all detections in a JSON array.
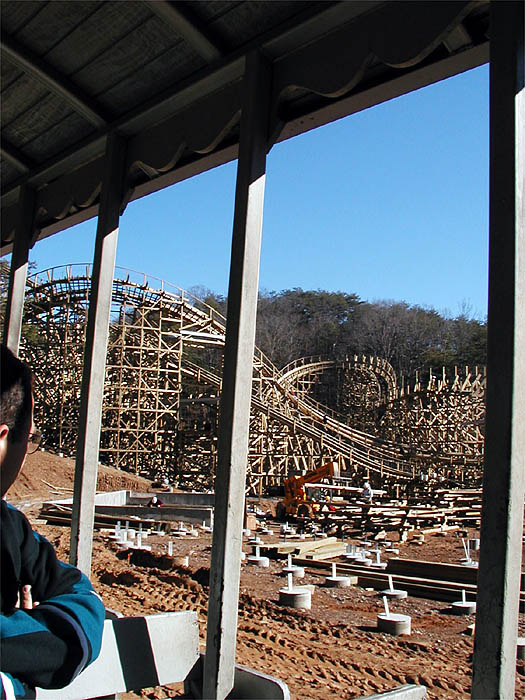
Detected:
[
  {"left": 472, "top": 2, "right": 524, "bottom": 698},
  {"left": 203, "top": 52, "right": 271, "bottom": 700},
  {"left": 70, "top": 133, "right": 127, "bottom": 575},
  {"left": 3, "top": 186, "right": 35, "bottom": 354}
]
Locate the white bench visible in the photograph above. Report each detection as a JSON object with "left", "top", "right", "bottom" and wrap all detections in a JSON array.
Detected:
[
  {"left": 36, "top": 611, "right": 290, "bottom": 700},
  {"left": 358, "top": 685, "right": 427, "bottom": 699},
  {"left": 36, "top": 612, "right": 199, "bottom": 699}
]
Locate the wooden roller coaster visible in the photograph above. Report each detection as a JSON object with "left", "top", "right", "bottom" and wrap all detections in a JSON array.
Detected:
[{"left": 20, "top": 266, "right": 485, "bottom": 495}]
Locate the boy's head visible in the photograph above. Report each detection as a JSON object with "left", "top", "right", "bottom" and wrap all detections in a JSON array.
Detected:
[{"left": 0, "top": 345, "right": 34, "bottom": 496}]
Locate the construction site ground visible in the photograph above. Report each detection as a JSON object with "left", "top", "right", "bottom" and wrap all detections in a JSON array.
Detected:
[{"left": 7, "top": 451, "right": 525, "bottom": 700}]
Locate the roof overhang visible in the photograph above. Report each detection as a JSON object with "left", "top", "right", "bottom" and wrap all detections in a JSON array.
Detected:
[{"left": 1, "top": 0, "right": 489, "bottom": 254}]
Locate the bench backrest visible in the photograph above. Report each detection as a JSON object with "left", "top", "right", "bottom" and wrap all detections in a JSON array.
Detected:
[{"left": 36, "top": 611, "right": 199, "bottom": 699}]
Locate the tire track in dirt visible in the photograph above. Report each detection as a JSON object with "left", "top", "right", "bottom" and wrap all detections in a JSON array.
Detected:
[
  {"left": 234, "top": 593, "right": 473, "bottom": 699},
  {"left": 45, "top": 533, "right": 522, "bottom": 700}
]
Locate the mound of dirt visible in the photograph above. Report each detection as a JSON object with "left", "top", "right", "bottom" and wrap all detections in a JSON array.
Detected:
[{"left": 5, "top": 449, "right": 154, "bottom": 503}]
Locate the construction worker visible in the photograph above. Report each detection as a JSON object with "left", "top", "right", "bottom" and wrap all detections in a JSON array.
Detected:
[{"left": 361, "top": 481, "right": 373, "bottom": 503}]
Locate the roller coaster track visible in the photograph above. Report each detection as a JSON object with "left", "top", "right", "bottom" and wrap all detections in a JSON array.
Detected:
[
  {"left": 181, "top": 358, "right": 415, "bottom": 485},
  {"left": 19, "top": 265, "right": 484, "bottom": 494}
]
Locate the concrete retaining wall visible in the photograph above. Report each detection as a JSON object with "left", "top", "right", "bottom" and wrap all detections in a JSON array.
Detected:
[
  {"left": 44, "top": 490, "right": 129, "bottom": 508},
  {"left": 44, "top": 490, "right": 214, "bottom": 526},
  {"left": 94, "top": 490, "right": 129, "bottom": 505},
  {"left": 129, "top": 492, "right": 215, "bottom": 507},
  {"left": 95, "top": 504, "right": 213, "bottom": 525}
]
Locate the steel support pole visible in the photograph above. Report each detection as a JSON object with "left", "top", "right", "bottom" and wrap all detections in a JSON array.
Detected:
[
  {"left": 70, "top": 133, "right": 126, "bottom": 574},
  {"left": 203, "top": 52, "right": 271, "bottom": 700},
  {"left": 472, "top": 2, "right": 524, "bottom": 698},
  {"left": 3, "top": 186, "right": 35, "bottom": 354}
]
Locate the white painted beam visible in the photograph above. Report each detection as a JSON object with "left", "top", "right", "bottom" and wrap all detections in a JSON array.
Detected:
[
  {"left": 471, "top": 2, "right": 524, "bottom": 698},
  {"left": 69, "top": 133, "right": 126, "bottom": 575},
  {"left": 2, "top": 186, "right": 35, "bottom": 354},
  {"left": 203, "top": 51, "right": 272, "bottom": 700}
]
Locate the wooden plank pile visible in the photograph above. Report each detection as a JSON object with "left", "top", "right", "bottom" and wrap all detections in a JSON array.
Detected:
[
  {"left": 324, "top": 487, "right": 484, "bottom": 537},
  {"left": 259, "top": 536, "right": 346, "bottom": 561},
  {"left": 292, "top": 556, "right": 525, "bottom": 605}
]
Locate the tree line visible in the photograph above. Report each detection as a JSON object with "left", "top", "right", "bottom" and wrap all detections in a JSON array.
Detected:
[
  {"left": 193, "top": 286, "right": 487, "bottom": 380},
  {"left": 0, "top": 260, "right": 486, "bottom": 382}
]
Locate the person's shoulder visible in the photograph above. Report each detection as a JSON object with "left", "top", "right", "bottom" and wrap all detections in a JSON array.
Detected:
[
  {"left": 1, "top": 498, "right": 27, "bottom": 523},
  {"left": 1, "top": 498, "right": 35, "bottom": 541},
  {"left": 2, "top": 498, "right": 31, "bottom": 518}
]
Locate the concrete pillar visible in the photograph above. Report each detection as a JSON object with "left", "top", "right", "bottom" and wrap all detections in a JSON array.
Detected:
[
  {"left": 471, "top": 2, "right": 524, "bottom": 698},
  {"left": 3, "top": 186, "right": 35, "bottom": 354},
  {"left": 203, "top": 52, "right": 271, "bottom": 700},
  {"left": 70, "top": 133, "right": 127, "bottom": 574}
]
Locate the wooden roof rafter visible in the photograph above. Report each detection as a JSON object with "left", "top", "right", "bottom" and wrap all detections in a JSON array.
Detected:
[
  {"left": 0, "top": 140, "right": 34, "bottom": 174},
  {"left": 1, "top": 30, "right": 109, "bottom": 129},
  {"left": 144, "top": 0, "right": 224, "bottom": 62}
]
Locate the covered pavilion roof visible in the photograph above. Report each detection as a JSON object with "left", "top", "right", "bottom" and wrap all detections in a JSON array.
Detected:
[
  {"left": 1, "top": 0, "right": 489, "bottom": 253},
  {"left": 2, "top": 3, "right": 524, "bottom": 699}
]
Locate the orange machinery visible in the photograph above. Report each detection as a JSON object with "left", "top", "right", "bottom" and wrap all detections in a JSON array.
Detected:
[{"left": 275, "top": 460, "right": 340, "bottom": 520}]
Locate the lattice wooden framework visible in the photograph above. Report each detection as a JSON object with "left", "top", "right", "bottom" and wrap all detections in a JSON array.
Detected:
[{"left": 20, "top": 266, "right": 485, "bottom": 494}]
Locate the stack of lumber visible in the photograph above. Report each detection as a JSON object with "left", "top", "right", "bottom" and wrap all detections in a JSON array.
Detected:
[
  {"left": 336, "top": 488, "right": 485, "bottom": 535},
  {"left": 259, "top": 536, "right": 346, "bottom": 561},
  {"left": 386, "top": 557, "right": 478, "bottom": 584},
  {"left": 292, "top": 556, "right": 525, "bottom": 605}
]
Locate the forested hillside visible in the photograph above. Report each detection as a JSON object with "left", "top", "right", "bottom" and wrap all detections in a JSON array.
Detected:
[
  {"left": 195, "top": 286, "right": 487, "bottom": 379},
  {"left": 0, "top": 261, "right": 486, "bottom": 382}
]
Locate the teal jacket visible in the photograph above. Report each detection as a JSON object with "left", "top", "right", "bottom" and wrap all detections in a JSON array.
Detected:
[{"left": 0, "top": 500, "right": 105, "bottom": 698}]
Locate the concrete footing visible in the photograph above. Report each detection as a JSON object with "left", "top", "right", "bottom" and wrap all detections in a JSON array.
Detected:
[
  {"left": 279, "top": 587, "right": 311, "bottom": 610},
  {"left": 173, "top": 555, "right": 189, "bottom": 567},
  {"left": 281, "top": 566, "right": 305, "bottom": 579},
  {"left": 381, "top": 588, "right": 408, "bottom": 599},
  {"left": 451, "top": 600, "right": 476, "bottom": 615},
  {"left": 325, "top": 575, "right": 353, "bottom": 588},
  {"left": 377, "top": 613, "right": 411, "bottom": 635},
  {"left": 247, "top": 555, "right": 269, "bottom": 567}
]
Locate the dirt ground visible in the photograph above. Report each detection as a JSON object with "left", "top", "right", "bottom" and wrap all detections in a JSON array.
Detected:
[{"left": 7, "top": 452, "right": 525, "bottom": 700}]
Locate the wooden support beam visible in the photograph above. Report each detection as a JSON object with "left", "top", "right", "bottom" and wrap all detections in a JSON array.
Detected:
[
  {"left": 203, "top": 51, "right": 271, "bottom": 700},
  {"left": 472, "top": 2, "right": 524, "bottom": 698}
]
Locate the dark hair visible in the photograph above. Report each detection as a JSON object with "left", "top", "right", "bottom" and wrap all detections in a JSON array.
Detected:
[{"left": 0, "top": 345, "right": 33, "bottom": 443}]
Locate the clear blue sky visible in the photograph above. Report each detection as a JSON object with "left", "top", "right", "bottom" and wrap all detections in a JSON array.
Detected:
[{"left": 29, "top": 64, "right": 489, "bottom": 319}]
